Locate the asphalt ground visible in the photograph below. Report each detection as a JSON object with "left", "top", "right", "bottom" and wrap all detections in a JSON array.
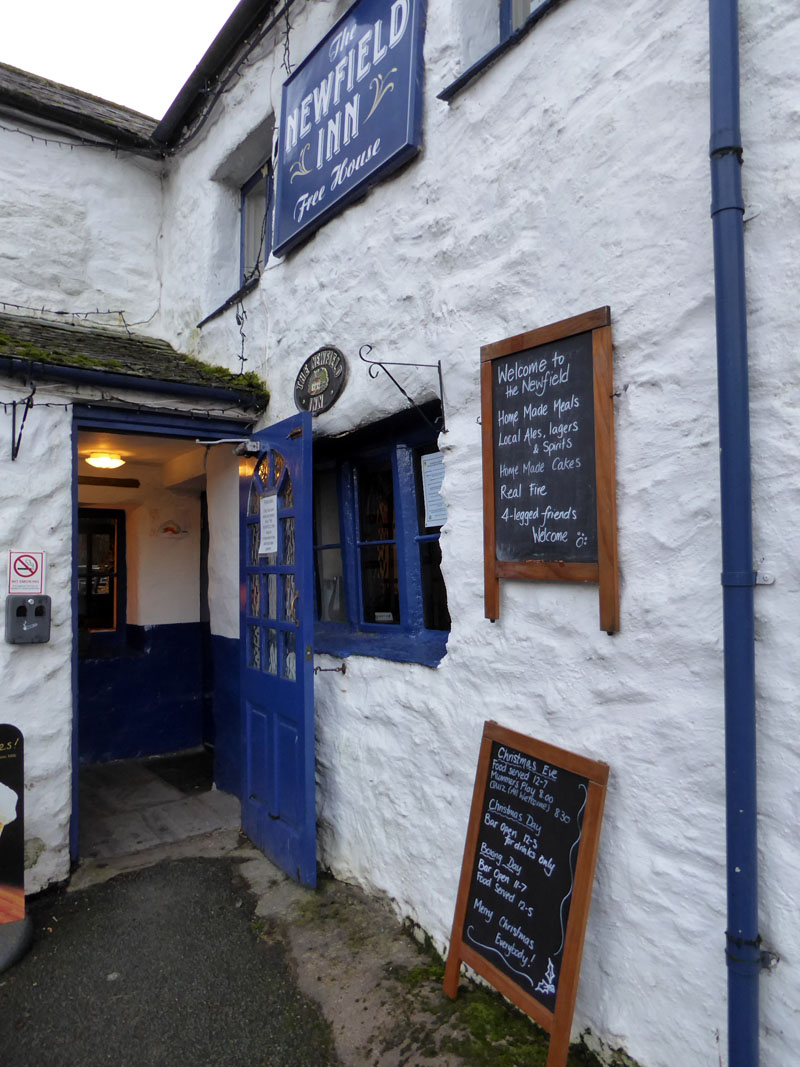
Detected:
[{"left": 0, "top": 857, "right": 339, "bottom": 1067}]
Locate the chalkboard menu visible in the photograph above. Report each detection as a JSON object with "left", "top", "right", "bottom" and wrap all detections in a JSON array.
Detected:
[
  {"left": 445, "top": 723, "right": 608, "bottom": 1067},
  {"left": 481, "top": 307, "right": 619, "bottom": 632},
  {"left": 492, "top": 331, "right": 596, "bottom": 564},
  {"left": 461, "top": 739, "right": 589, "bottom": 1009}
]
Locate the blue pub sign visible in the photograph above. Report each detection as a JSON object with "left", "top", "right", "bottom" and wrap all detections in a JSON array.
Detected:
[{"left": 273, "top": 0, "right": 426, "bottom": 256}]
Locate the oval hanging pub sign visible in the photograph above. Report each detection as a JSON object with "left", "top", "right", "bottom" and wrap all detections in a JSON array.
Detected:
[{"left": 294, "top": 346, "right": 348, "bottom": 415}]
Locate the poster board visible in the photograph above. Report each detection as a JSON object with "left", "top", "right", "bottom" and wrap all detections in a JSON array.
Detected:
[
  {"left": 481, "top": 307, "right": 619, "bottom": 631},
  {"left": 444, "top": 722, "right": 608, "bottom": 1067},
  {"left": 0, "top": 725, "right": 24, "bottom": 923}
]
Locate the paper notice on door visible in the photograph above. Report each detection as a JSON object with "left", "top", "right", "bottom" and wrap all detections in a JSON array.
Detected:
[
  {"left": 421, "top": 453, "right": 447, "bottom": 528},
  {"left": 259, "top": 494, "right": 278, "bottom": 555}
]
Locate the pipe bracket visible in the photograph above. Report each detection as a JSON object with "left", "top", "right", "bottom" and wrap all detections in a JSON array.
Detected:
[
  {"left": 725, "top": 930, "right": 762, "bottom": 965},
  {"left": 720, "top": 570, "right": 757, "bottom": 587}
]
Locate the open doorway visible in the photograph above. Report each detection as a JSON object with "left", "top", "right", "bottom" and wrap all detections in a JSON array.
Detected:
[{"left": 74, "top": 428, "right": 238, "bottom": 861}]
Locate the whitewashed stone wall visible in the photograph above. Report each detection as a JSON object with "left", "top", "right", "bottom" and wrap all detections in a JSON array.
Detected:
[
  {"left": 0, "top": 115, "right": 162, "bottom": 331},
  {"left": 0, "top": 385, "right": 74, "bottom": 892},
  {"left": 154, "top": 1, "right": 800, "bottom": 1065}
]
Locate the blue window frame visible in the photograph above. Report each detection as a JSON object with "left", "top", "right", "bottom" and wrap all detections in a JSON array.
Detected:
[
  {"left": 240, "top": 161, "right": 274, "bottom": 286},
  {"left": 313, "top": 411, "right": 450, "bottom": 667},
  {"left": 499, "top": 0, "right": 535, "bottom": 40},
  {"left": 439, "top": 0, "right": 560, "bottom": 103}
]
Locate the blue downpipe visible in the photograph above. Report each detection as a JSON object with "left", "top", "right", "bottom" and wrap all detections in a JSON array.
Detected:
[{"left": 708, "top": 0, "right": 759, "bottom": 1063}]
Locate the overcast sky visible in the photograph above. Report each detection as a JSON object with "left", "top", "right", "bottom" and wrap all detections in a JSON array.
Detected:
[{"left": 1, "top": 1, "right": 239, "bottom": 119}]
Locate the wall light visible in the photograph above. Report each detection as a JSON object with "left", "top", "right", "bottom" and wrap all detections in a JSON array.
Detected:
[{"left": 85, "top": 453, "right": 126, "bottom": 469}]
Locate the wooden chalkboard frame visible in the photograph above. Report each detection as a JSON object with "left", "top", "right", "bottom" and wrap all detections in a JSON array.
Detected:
[
  {"left": 481, "top": 307, "right": 619, "bottom": 632},
  {"left": 444, "top": 722, "right": 608, "bottom": 1067}
]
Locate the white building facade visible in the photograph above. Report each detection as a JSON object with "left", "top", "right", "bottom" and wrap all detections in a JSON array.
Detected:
[{"left": 1, "top": 1, "right": 799, "bottom": 1064}]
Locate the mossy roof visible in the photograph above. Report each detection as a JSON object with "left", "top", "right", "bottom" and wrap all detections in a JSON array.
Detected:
[
  {"left": 0, "top": 313, "right": 267, "bottom": 411},
  {"left": 0, "top": 62, "right": 158, "bottom": 150}
]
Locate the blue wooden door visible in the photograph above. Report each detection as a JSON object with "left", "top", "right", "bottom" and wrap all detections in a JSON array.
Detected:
[{"left": 240, "top": 412, "right": 316, "bottom": 886}]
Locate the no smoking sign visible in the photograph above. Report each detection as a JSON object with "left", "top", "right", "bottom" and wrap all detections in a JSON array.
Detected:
[{"left": 8, "top": 551, "right": 46, "bottom": 595}]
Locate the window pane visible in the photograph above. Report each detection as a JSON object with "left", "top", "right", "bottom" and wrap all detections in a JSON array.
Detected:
[
  {"left": 282, "top": 573, "right": 298, "bottom": 622},
  {"left": 249, "top": 523, "right": 260, "bottom": 565},
  {"left": 243, "top": 174, "right": 268, "bottom": 280},
  {"left": 283, "top": 630, "right": 297, "bottom": 681},
  {"left": 265, "top": 573, "right": 278, "bottom": 620},
  {"left": 358, "top": 463, "right": 395, "bottom": 542},
  {"left": 360, "top": 545, "right": 399, "bottom": 624},
  {"left": 281, "top": 516, "right": 296, "bottom": 566},
  {"left": 256, "top": 453, "right": 270, "bottom": 488},
  {"left": 93, "top": 533, "right": 114, "bottom": 572},
  {"left": 420, "top": 540, "right": 451, "bottom": 632},
  {"left": 248, "top": 625, "right": 261, "bottom": 670},
  {"left": 265, "top": 628, "right": 278, "bottom": 675},
  {"left": 88, "top": 576, "right": 116, "bottom": 630},
  {"left": 248, "top": 574, "right": 261, "bottom": 617},
  {"left": 314, "top": 467, "right": 341, "bottom": 546},
  {"left": 511, "top": 0, "right": 534, "bottom": 31},
  {"left": 279, "top": 466, "right": 294, "bottom": 509},
  {"left": 81, "top": 515, "right": 118, "bottom": 631},
  {"left": 315, "top": 548, "right": 346, "bottom": 622}
]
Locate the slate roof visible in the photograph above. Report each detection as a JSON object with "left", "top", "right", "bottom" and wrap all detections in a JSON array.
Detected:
[
  {"left": 0, "top": 62, "right": 158, "bottom": 151},
  {"left": 0, "top": 2, "right": 279, "bottom": 150},
  {"left": 0, "top": 313, "right": 267, "bottom": 410}
]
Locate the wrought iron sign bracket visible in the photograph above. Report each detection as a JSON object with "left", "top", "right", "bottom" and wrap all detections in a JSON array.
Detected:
[{"left": 359, "top": 345, "right": 446, "bottom": 433}]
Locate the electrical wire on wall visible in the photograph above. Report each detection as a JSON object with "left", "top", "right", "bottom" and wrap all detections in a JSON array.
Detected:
[
  {"left": 0, "top": 387, "right": 72, "bottom": 461},
  {"left": 282, "top": 2, "right": 294, "bottom": 75},
  {"left": 168, "top": 0, "right": 299, "bottom": 155},
  {"left": 235, "top": 302, "right": 249, "bottom": 374},
  {"left": 0, "top": 301, "right": 158, "bottom": 331},
  {"left": 0, "top": 119, "right": 160, "bottom": 158}
]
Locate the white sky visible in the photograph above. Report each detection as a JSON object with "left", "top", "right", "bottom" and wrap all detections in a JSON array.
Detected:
[{"left": 0, "top": 1, "right": 239, "bottom": 120}]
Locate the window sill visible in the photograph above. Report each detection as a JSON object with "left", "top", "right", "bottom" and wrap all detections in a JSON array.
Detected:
[
  {"left": 437, "top": 0, "right": 562, "bottom": 103},
  {"left": 197, "top": 276, "right": 260, "bottom": 329},
  {"left": 315, "top": 624, "right": 448, "bottom": 668}
]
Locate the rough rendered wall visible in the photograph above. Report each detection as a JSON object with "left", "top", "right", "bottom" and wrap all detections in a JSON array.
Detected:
[
  {"left": 0, "top": 119, "right": 162, "bottom": 330},
  {"left": 0, "top": 387, "right": 74, "bottom": 891},
  {"left": 738, "top": 4, "right": 800, "bottom": 1064},
  {"left": 157, "top": 0, "right": 799, "bottom": 1064},
  {"left": 206, "top": 447, "right": 241, "bottom": 643},
  {"left": 125, "top": 490, "right": 201, "bottom": 627}
]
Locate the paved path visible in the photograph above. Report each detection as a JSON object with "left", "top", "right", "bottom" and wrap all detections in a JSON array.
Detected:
[{"left": 0, "top": 857, "right": 339, "bottom": 1067}]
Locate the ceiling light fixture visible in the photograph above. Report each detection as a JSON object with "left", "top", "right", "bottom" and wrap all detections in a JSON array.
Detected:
[{"left": 85, "top": 453, "right": 126, "bottom": 469}]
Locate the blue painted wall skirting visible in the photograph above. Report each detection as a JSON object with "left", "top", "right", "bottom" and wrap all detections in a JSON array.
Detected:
[
  {"left": 209, "top": 634, "right": 241, "bottom": 797},
  {"left": 78, "top": 624, "right": 242, "bottom": 798},
  {"left": 78, "top": 623, "right": 205, "bottom": 764}
]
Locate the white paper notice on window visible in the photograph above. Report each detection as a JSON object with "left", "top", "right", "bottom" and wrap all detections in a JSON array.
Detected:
[
  {"left": 421, "top": 452, "right": 447, "bottom": 528},
  {"left": 259, "top": 494, "right": 279, "bottom": 555}
]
